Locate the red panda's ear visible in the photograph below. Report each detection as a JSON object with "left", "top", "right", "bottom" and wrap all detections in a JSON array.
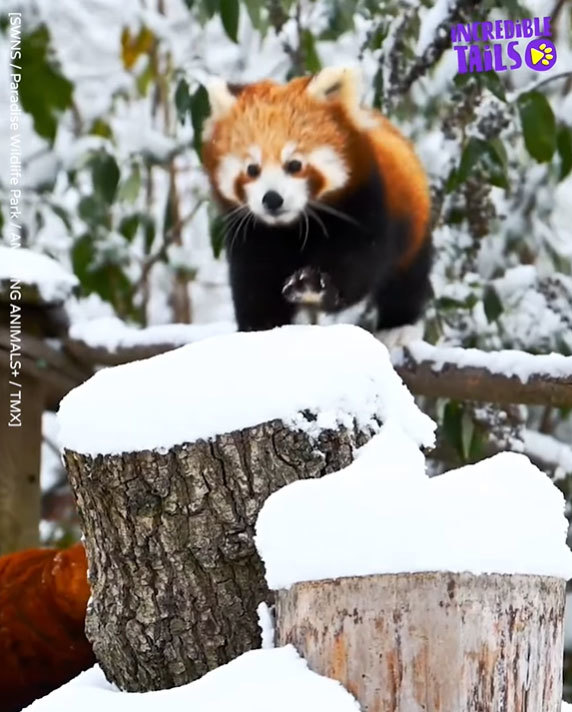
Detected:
[
  {"left": 206, "top": 78, "right": 238, "bottom": 123},
  {"left": 305, "top": 66, "right": 362, "bottom": 110}
]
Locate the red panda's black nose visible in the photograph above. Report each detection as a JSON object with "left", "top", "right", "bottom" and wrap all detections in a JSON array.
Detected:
[{"left": 262, "top": 190, "right": 284, "bottom": 212}]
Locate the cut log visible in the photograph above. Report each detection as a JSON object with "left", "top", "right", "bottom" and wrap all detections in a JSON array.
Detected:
[
  {"left": 276, "top": 572, "right": 566, "bottom": 712},
  {"left": 64, "top": 417, "right": 373, "bottom": 692}
]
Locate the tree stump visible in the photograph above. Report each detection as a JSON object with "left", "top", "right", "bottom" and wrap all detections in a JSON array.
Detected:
[
  {"left": 276, "top": 572, "right": 566, "bottom": 712},
  {"left": 64, "top": 417, "right": 373, "bottom": 692}
]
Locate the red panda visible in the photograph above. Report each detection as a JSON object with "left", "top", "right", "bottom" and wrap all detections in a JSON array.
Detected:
[{"left": 202, "top": 66, "right": 432, "bottom": 339}]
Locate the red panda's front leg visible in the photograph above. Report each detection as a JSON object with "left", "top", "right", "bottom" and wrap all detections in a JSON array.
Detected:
[{"left": 229, "top": 258, "right": 297, "bottom": 332}]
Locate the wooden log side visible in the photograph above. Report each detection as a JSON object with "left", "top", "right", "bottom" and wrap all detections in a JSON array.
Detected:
[
  {"left": 276, "top": 572, "right": 566, "bottom": 712},
  {"left": 0, "top": 372, "right": 42, "bottom": 554},
  {"left": 64, "top": 418, "right": 374, "bottom": 692}
]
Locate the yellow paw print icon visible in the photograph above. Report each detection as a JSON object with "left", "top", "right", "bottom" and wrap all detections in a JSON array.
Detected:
[
  {"left": 539, "top": 42, "right": 554, "bottom": 65},
  {"left": 529, "top": 40, "right": 556, "bottom": 68}
]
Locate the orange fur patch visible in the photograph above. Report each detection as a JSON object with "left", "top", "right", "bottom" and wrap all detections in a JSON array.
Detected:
[{"left": 368, "top": 114, "right": 431, "bottom": 267}]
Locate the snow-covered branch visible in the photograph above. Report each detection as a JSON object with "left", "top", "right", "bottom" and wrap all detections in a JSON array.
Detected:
[{"left": 396, "top": 342, "right": 572, "bottom": 407}]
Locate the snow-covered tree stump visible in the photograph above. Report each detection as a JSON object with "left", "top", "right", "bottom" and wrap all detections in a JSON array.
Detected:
[
  {"left": 64, "top": 418, "right": 367, "bottom": 691},
  {"left": 59, "top": 326, "right": 434, "bottom": 693},
  {"left": 276, "top": 572, "right": 565, "bottom": 711}
]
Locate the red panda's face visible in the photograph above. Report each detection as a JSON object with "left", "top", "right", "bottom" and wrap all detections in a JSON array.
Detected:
[
  {"left": 214, "top": 139, "right": 348, "bottom": 225},
  {"left": 202, "top": 69, "right": 373, "bottom": 226}
]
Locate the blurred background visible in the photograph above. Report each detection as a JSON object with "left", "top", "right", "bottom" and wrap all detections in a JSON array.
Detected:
[{"left": 1, "top": 0, "right": 572, "bottom": 697}]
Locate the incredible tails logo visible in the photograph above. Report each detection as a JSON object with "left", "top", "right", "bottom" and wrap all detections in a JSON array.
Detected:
[{"left": 451, "top": 17, "right": 558, "bottom": 74}]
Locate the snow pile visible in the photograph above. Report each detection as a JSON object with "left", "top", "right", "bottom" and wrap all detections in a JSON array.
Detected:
[
  {"left": 257, "top": 602, "right": 275, "bottom": 650},
  {"left": 69, "top": 316, "right": 236, "bottom": 351},
  {"left": 23, "top": 646, "right": 360, "bottom": 712},
  {"left": 0, "top": 246, "right": 78, "bottom": 303},
  {"left": 256, "top": 431, "right": 572, "bottom": 590},
  {"left": 524, "top": 429, "right": 572, "bottom": 480},
  {"left": 395, "top": 340, "right": 572, "bottom": 383},
  {"left": 57, "top": 324, "right": 436, "bottom": 456}
]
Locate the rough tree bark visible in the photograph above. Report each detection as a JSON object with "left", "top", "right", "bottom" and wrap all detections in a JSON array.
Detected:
[
  {"left": 276, "top": 572, "right": 565, "bottom": 712},
  {"left": 64, "top": 416, "right": 374, "bottom": 692}
]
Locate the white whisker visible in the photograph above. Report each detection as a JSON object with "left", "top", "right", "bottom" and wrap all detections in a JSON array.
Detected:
[
  {"left": 309, "top": 200, "right": 365, "bottom": 230},
  {"left": 306, "top": 207, "right": 329, "bottom": 239}
]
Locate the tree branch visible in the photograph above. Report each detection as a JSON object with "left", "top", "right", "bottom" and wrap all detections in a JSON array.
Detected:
[{"left": 396, "top": 343, "right": 572, "bottom": 407}]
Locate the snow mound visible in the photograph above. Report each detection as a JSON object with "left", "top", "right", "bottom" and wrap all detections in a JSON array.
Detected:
[
  {"left": 256, "top": 433, "right": 572, "bottom": 589},
  {"left": 69, "top": 316, "right": 236, "bottom": 351},
  {"left": 57, "top": 324, "right": 436, "bottom": 456},
  {"left": 23, "top": 646, "right": 360, "bottom": 712},
  {"left": 0, "top": 246, "right": 78, "bottom": 303}
]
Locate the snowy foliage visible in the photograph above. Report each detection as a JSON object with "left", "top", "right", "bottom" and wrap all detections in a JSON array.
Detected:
[{"left": 0, "top": 245, "right": 78, "bottom": 302}]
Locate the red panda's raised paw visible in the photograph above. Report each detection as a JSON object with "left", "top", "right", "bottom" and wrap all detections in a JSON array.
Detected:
[{"left": 282, "top": 267, "right": 341, "bottom": 311}]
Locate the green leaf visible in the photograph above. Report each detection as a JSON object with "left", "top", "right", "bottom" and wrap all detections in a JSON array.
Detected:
[
  {"left": 142, "top": 215, "right": 156, "bottom": 253},
  {"left": 461, "top": 411, "right": 475, "bottom": 462},
  {"left": 210, "top": 213, "right": 226, "bottom": 258},
  {"left": 479, "top": 71, "right": 506, "bottom": 101},
  {"left": 91, "top": 152, "right": 120, "bottom": 204},
  {"left": 175, "top": 78, "right": 192, "bottom": 124},
  {"left": 78, "top": 195, "right": 107, "bottom": 226},
  {"left": 452, "top": 137, "right": 508, "bottom": 190},
  {"left": 483, "top": 286, "right": 503, "bottom": 322},
  {"left": 442, "top": 401, "right": 464, "bottom": 461},
  {"left": 517, "top": 91, "right": 556, "bottom": 163},
  {"left": 119, "top": 214, "right": 141, "bottom": 242},
  {"left": 190, "top": 84, "right": 211, "bottom": 156},
  {"left": 72, "top": 233, "right": 97, "bottom": 286},
  {"left": 118, "top": 166, "right": 141, "bottom": 203},
  {"left": 89, "top": 119, "right": 113, "bottom": 139},
  {"left": 203, "top": 0, "right": 220, "bottom": 19},
  {"left": 220, "top": 0, "right": 240, "bottom": 42},
  {"left": 300, "top": 29, "right": 321, "bottom": 73},
  {"left": 72, "top": 233, "right": 136, "bottom": 317},
  {"left": 557, "top": 125, "right": 572, "bottom": 181},
  {"left": 136, "top": 59, "right": 155, "bottom": 97},
  {"left": 320, "top": 0, "right": 355, "bottom": 40},
  {"left": 18, "top": 25, "right": 74, "bottom": 143},
  {"left": 50, "top": 203, "right": 72, "bottom": 231},
  {"left": 243, "top": 0, "right": 262, "bottom": 31}
]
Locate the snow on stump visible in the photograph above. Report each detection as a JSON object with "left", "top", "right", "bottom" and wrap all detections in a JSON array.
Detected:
[
  {"left": 257, "top": 435, "right": 572, "bottom": 712},
  {"left": 57, "top": 325, "right": 435, "bottom": 692}
]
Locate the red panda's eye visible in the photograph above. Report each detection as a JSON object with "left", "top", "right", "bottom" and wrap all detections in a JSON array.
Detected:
[
  {"left": 285, "top": 159, "right": 302, "bottom": 175},
  {"left": 246, "top": 164, "right": 260, "bottom": 178}
]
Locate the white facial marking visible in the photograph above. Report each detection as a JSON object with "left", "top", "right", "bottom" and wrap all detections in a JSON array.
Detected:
[
  {"left": 247, "top": 145, "right": 262, "bottom": 166},
  {"left": 244, "top": 164, "right": 307, "bottom": 225},
  {"left": 281, "top": 142, "right": 298, "bottom": 163},
  {"left": 216, "top": 155, "right": 242, "bottom": 202},
  {"left": 308, "top": 146, "right": 348, "bottom": 194}
]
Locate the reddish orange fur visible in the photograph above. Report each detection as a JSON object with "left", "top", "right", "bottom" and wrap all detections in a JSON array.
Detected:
[
  {"left": 202, "top": 75, "right": 431, "bottom": 267},
  {"left": 0, "top": 542, "right": 93, "bottom": 711}
]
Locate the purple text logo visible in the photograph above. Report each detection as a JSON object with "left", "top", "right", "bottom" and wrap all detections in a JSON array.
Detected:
[{"left": 452, "top": 17, "right": 557, "bottom": 74}]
